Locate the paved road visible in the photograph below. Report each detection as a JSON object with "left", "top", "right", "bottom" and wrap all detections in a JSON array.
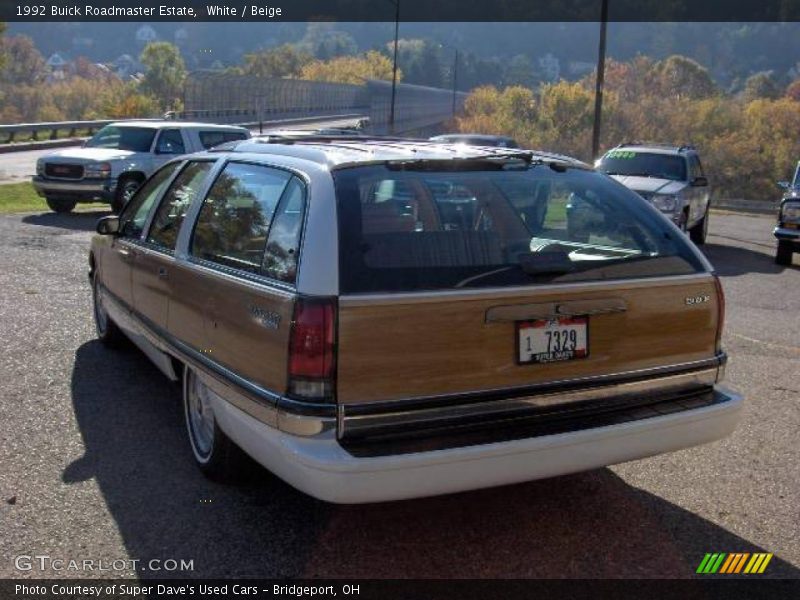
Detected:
[
  {"left": 0, "top": 117, "right": 363, "bottom": 184},
  {"left": 0, "top": 210, "right": 797, "bottom": 579}
]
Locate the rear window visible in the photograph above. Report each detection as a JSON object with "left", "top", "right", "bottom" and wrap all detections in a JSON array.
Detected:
[
  {"left": 598, "top": 150, "right": 687, "bottom": 181},
  {"left": 199, "top": 130, "right": 249, "bottom": 149},
  {"left": 334, "top": 163, "right": 705, "bottom": 293}
]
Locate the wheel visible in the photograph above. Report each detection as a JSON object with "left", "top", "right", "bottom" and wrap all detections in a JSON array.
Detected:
[
  {"left": 112, "top": 178, "right": 141, "bottom": 214},
  {"left": 45, "top": 196, "right": 77, "bottom": 213},
  {"left": 92, "top": 271, "right": 126, "bottom": 347},
  {"left": 689, "top": 208, "right": 709, "bottom": 245},
  {"left": 184, "top": 366, "right": 247, "bottom": 481},
  {"left": 775, "top": 240, "right": 794, "bottom": 266}
]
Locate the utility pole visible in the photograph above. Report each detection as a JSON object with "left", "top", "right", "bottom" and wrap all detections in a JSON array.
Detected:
[
  {"left": 591, "top": 0, "right": 609, "bottom": 160},
  {"left": 389, "top": 0, "right": 400, "bottom": 135}
]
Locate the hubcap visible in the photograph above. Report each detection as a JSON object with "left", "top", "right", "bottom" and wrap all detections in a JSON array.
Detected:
[{"left": 187, "top": 373, "right": 215, "bottom": 458}]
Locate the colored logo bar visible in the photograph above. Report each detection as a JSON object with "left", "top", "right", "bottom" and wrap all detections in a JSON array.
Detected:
[{"left": 696, "top": 553, "right": 773, "bottom": 574}]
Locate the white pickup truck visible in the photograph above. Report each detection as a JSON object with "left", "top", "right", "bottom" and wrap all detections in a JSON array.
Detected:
[{"left": 32, "top": 121, "right": 250, "bottom": 213}]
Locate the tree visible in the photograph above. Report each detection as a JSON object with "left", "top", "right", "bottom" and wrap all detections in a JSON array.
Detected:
[
  {"left": 139, "top": 41, "right": 186, "bottom": 111},
  {"left": 742, "top": 71, "right": 782, "bottom": 102},
  {"left": 0, "top": 22, "right": 6, "bottom": 71},
  {"left": 0, "top": 34, "right": 46, "bottom": 85},
  {"left": 651, "top": 55, "right": 717, "bottom": 100},
  {"left": 241, "top": 44, "right": 312, "bottom": 78},
  {"left": 299, "top": 51, "right": 399, "bottom": 85},
  {"left": 786, "top": 79, "right": 800, "bottom": 102}
]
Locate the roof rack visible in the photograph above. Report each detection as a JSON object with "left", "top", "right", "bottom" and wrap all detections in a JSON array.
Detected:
[{"left": 616, "top": 141, "right": 695, "bottom": 152}]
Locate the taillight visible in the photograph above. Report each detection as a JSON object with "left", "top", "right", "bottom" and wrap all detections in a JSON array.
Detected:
[
  {"left": 288, "top": 297, "right": 336, "bottom": 401},
  {"left": 713, "top": 274, "right": 725, "bottom": 354}
]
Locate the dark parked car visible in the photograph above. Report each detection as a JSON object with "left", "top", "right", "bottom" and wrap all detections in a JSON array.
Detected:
[{"left": 775, "top": 162, "right": 800, "bottom": 265}]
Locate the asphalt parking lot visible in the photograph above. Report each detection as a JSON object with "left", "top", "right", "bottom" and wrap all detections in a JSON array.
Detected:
[{"left": 0, "top": 208, "right": 797, "bottom": 579}]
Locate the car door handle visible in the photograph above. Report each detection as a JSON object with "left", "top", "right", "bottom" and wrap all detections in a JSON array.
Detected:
[
  {"left": 157, "top": 266, "right": 169, "bottom": 280},
  {"left": 117, "top": 247, "right": 136, "bottom": 262}
]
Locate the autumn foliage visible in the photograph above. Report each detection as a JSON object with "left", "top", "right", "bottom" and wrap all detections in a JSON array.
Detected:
[{"left": 457, "top": 56, "right": 800, "bottom": 201}]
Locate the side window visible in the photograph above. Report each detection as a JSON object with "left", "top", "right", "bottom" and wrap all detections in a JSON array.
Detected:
[
  {"left": 147, "top": 161, "right": 213, "bottom": 250},
  {"left": 190, "top": 163, "right": 292, "bottom": 274},
  {"left": 692, "top": 155, "right": 705, "bottom": 178},
  {"left": 155, "top": 129, "right": 186, "bottom": 155},
  {"left": 199, "top": 131, "right": 248, "bottom": 149},
  {"left": 119, "top": 162, "right": 180, "bottom": 238},
  {"left": 262, "top": 177, "right": 307, "bottom": 283}
]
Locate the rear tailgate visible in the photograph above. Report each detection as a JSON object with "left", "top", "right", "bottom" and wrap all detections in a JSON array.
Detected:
[{"left": 337, "top": 274, "right": 720, "bottom": 404}]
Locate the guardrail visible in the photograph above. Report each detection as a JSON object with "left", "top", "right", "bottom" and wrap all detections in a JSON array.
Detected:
[
  {"left": 0, "top": 119, "right": 164, "bottom": 144},
  {"left": 0, "top": 112, "right": 368, "bottom": 153}
]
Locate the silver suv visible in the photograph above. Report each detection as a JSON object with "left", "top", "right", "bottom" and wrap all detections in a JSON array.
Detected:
[
  {"left": 33, "top": 121, "right": 250, "bottom": 214},
  {"left": 597, "top": 143, "right": 711, "bottom": 245}
]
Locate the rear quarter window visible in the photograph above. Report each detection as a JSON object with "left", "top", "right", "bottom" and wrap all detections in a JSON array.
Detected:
[{"left": 190, "top": 162, "right": 305, "bottom": 283}]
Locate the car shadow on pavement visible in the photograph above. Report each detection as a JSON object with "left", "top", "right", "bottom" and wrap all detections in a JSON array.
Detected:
[
  {"left": 701, "top": 242, "right": 796, "bottom": 276},
  {"left": 22, "top": 210, "right": 111, "bottom": 233},
  {"left": 67, "top": 340, "right": 799, "bottom": 579}
]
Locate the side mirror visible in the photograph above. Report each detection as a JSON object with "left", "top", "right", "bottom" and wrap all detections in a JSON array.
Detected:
[
  {"left": 691, "top": 176, "right": 708, "bottom": 187},
  {"left": 777, "top": 181, "right": 791, "bottom": 190},
  {"left": 96, "top": 216, "right": 120, "bottom": 236}
]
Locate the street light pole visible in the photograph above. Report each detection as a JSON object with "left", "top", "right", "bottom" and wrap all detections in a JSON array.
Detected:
[
  {"left": 591, "top": 0, "right": 609, "bottom": 160},
  {"left": 389, "top": 0, "right": 400, "bottom": 135}
]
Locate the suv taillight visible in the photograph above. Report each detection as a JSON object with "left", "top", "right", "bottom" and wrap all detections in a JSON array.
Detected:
[{"left": 288, "top": 297, "right": 337, "bottom": 401}]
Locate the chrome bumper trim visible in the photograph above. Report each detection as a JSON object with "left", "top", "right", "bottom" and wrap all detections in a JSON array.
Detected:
[
  {"left": 774, "top": 226, "right": 800, "bottom": 240},
  {"left": 339, "top": 359, "right": 724, "bottom": 441}
]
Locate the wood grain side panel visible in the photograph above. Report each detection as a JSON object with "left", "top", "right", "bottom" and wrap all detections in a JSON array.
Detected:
[
  {"left": 337, "top": 278, "right": 719, "bottom": 404},
  {"left": 166, "top": 262, "right": 295, "bottom": 395}
]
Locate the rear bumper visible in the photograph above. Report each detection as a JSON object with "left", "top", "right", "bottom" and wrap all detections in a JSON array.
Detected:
[
  {"left": 210, "top": 385, "right": 743, "bottom": 504},
  {"left": 31, "top": 176, "right": 115, "bottom": 201}
]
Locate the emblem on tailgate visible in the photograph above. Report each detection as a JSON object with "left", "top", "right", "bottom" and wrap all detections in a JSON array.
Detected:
[
  {"left": 249, "top": 305, "right": 281, "bottom": 329},
  {"left": 685, "top": 294, "right": 710, "bottom": 305}
]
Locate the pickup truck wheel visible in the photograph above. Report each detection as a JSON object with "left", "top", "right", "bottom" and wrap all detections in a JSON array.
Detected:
[
  {"left": 92, "top": 272, "right": 125, "bottom": 347},
  {"left": 776, "top": 240, "right": 794, "bottom": 266},
  {"left": 45, "top": 196, "right": 77, "bottom": 214},
  {"left": 184, "top": 366, "right": 247, "bottom": 481},
  {"left": 689, "top": 208, "right": 709, "bottom": 245},
  {"left": 112, "top": 178, "right": 141, "bottom": 214}
]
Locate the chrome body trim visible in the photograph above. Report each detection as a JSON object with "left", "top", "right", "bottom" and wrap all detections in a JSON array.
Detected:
[
  {"left": 338, "top": 272, "right": 715, "bottom": 307},
  {"left": 774, "top": 226, "right": 800, "bottom": 240},
  {"left": 338, "top": 356, "right": 726, "bottom": 441},
  {"left": 485, "top": 297, "right": 627, "bottom": 323}
]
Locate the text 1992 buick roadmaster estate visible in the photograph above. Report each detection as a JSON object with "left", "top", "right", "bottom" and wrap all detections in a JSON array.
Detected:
[{"left": 89, "top": 138, "right": 742, "bottom": 503}]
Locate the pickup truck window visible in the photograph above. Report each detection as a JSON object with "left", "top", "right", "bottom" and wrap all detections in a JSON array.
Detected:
[
  {"left": 190, "top": 162, "right": 293, "bottom": 275},
  {"left": 85, "top": 125, "right": 157, "bottom": 153},
  {"left": 155, "top": 129, "right": 186, "bottom": 155},
  {"left": 119, "top": 162, "right": 180, "bottom": 238},
  {"left": 147, "top": 161, "right": 213, "bottom": 251}
]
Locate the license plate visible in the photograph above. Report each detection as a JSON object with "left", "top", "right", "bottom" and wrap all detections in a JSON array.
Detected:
[{"left": 517, "top": 316, "right": 588, "bottom": 364}]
